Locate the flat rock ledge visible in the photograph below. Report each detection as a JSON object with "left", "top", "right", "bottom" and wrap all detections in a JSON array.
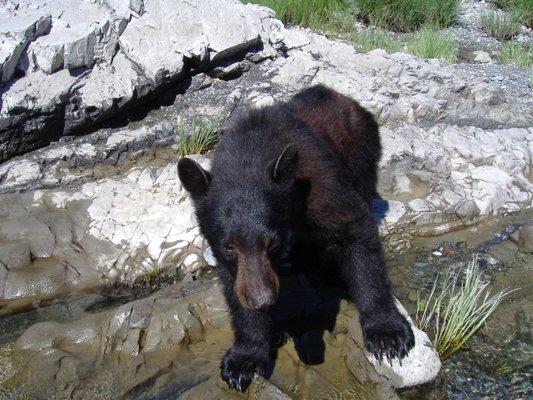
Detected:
[
  {"left": 6, "top": 276, "right": 441, "bottom": 399},
  {"left": 0, "top": 0, "right": 282, "bottom": 161}
]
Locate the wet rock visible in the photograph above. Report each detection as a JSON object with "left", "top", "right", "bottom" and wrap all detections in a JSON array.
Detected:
[
  {"left": 346, "top": 300, "right": 441, "bottom": 389},
  {"left": 518, "top": 225, "right": 533, "bottom": 253},
  {"left": 6, "top": 275, "right": 440, "bottom": 399},
  {"left": 180, "top": 376, "right": 293, "bottom": 400},
  {"left": 0, "top": 155, "right": 210, "bottom": 314}
]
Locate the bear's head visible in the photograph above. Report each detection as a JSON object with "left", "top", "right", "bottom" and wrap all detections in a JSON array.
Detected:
[{"left": 178, "top": 144, "right": 302, "bottom": 311}]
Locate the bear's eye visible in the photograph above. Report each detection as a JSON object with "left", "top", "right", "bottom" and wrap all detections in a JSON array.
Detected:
[{"left": 223, "top": 243, "right": 236, "bottom": 254}]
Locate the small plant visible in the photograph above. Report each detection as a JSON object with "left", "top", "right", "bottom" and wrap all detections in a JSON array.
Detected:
[
  {"left": 407, "top": 25, "right": 457, "bottom": 63},
  {"left": 498, "top": 42, "right": 533, "bottom": 67},
  {"left": 355, "top": 0, "right": 459, "bottom": 32},
  {"left": 416, "top": 256, "right": 516, "bottom": 359},
  {"left": 354, "top": 28, "right": 404, "bottom": 53},
  {"left": 178, "top": 116, "right": 219, "bottom": 155},
  {"left": 494, "top": 0, "right": 533, "bottom": 29},
  {"left": 481, "top": 11, "right": 519, "bottom": 41},
  {"left": 142, "top": 266, "right": 164, "bottom": 286}
]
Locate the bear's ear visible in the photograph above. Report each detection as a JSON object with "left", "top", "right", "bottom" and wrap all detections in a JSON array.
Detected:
[
  {"left": 178, "top": 158, "right": 211, "bottom": 196},
  {"left": 271, "top": 144, "right": 299, "bottom": 183}
]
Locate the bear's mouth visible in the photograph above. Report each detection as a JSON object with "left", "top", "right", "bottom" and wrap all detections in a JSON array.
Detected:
[{"left": 233, "top": 247, "right": 279, "bottom": 311}]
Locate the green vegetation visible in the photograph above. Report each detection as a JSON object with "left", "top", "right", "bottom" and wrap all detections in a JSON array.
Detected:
[
  {"left": 494, "top": 0, "right": 533, "bottom": 29},
  {"left": 416, "top": 256, "right": 516, "bottom": 359},
  {"left": 178, "top": 116, "right": 219, "bottom": 155},
  {"left": 481, "top": 11, "right": 519, "bottom": 41},
  {"left": 245, "top": 0, "right": 355, "bottom": 32},
  {"left": 142, "top": 266, "right": 164, "bottom": 286},
  {"left": 498, "top": 42, "right": 533, "bottom": 67},
  {"left": 407, "top": 25, "right": 457, "bottom": 62},
  {"left": 354, "top": 28, "right": 403, "bottom": 53},
  {"left": 355, "top": 0, "right": 459, "bottom": 32}
]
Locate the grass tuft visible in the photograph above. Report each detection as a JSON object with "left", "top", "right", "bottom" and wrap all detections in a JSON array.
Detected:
[
  {"left": 494, "top": 0, "right": 533, "bottom": 29},
  {"left": 354, "top": 28, "right": 404, "bottom": 53},
  {"left": 498, "top": 42, "right": 533, "bottom": 67},
  {"left": 407, "top": 25, "right": 457, "bottom": 63},
  {"left": 481, "top": 11, "right": 519, "bottom": 41},
  {"left": 355, "top": 0, "right": 459, "bottom": 32},
  {"left": 245, "top": 0, "right": 354, "bottom": 32},
  {"left": 416, "top": 256, "right": 516, "bottom": 359},
  {"left": 178, "top": 116, "right": 219, "bottom": 155}
]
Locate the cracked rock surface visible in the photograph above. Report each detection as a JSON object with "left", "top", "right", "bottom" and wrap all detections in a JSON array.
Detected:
[
  {"left": 0, "top": 0, "right": 532, "bottom": 398},
  {"left": 0, "top": 0, "right": 279, "bottom": 161}
]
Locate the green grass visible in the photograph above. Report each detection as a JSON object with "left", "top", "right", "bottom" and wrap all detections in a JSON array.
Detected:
[
  {"left": 416, "top": 256, "right": 516, "bottom": 359},
  {"left": 355, "top": 0, "right": 459, "bottom": 32},
  {"left": 407, "top": 25, "right": 457, "bottom": 62},
  {"left": 354, "top": 28, "right": 404, "bottom": 53},
  {"left": 178, "top": 116, "right": 219, "bottom": 155},
  {"left": 481, "top": 11, "right": 519, "bottom": 41},
  {"left": 498, "top": 42, "right": 533, "bottom": 67},
  {"left": 245, "top": 0, "right": 355, "bottom": 32},
  {"left": 494, "top": 0, "right": 533, "bottom": 29}
]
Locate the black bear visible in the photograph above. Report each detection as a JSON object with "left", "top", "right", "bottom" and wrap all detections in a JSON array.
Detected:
[{"left": 178, "top": 85, "right": 414, "bottom": 392}]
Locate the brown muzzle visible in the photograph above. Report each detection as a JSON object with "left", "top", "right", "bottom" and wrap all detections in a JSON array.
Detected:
[{"left": 234, "top": 248, "right": 279, "bottom": 310}]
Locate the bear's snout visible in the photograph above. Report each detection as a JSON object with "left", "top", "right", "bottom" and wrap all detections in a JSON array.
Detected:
[{"left": 234, "top": 248, "right": 279, "bottom": 311}]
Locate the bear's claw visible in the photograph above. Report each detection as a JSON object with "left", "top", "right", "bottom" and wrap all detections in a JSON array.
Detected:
[
  {"left": 220, "top": 348, "right": 268, "bottom": 392},
  {"left": 361, "top": 310, "right": 415, "bottom": 363}
]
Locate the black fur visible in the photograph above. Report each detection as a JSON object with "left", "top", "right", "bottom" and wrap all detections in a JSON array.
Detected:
[{"left": 178, "top": 84, "right": 415, "bottom": 392}]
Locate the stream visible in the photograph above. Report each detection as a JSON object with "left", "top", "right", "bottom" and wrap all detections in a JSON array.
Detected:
[{"left": 0, "top": 210, "right": 531, "bottom": 399}]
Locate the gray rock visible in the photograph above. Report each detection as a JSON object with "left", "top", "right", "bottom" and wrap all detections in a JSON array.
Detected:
[
  {"left": 472, "top": 50, "right": 492, "bottom": 63},
  {"left": 0, "top": 11, "right": 52, "bottom": 82},
  {"left": 0, "top": 0, "right": 282, "bottom": 161},
  {"left": 518, "top": 225, "right": 533, "bottom": 253},
  {"left": 347, "top": 300, "right": 442, "bottom": 388},
  {"left": 0, "top": 241, "right": 32, "bottom": 270}
]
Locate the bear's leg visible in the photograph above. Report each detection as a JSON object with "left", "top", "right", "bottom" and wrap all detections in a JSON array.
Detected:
[
  {"left": 337, "top": 242, "right": 415, "bottom": 362},
  {"left": 311, "top": 198, "right": 415, "bottom": 362},
  {"left": 219, "top": 274, "right": 274, "bottom": 392}
]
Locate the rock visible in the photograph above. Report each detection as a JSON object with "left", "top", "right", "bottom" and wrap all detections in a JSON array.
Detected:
[
  {"left": 0, "top": 0, "right": 283, "bottom": 161},
  {"left": 0, "top": 241, "right": 31, "bottom": 270},
  {"left": 346, "top": 300, "right": 442, "bottom": 388},
  {"left": 8, "top": 274, "right": 439, "bottom": 398},
  {"left": 472, "top": 50, "right": 491, "bottom": 63},
  {"left": 518, "top": 225, "right": 533, "bottom": 253},
  {"left": 0, "top": 11, "right": 52, "bottom": 82}
]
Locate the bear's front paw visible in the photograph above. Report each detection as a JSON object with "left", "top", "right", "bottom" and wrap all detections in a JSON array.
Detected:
[
  {"left": 220, "top": 347, "right": 269, "bottom": 392},
  {"left": 360, "top": 310, "right": 415, "bottom": 363}
]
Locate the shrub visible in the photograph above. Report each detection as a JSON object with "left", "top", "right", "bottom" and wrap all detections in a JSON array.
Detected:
[
  {"left": 481, "top": 11, "right": 519, "bottom": 41},
  {"left": 498, "top": 42, "right": 533, "bottom": 67},
  {"left": 494, "top": 0, "right": 533, "bottom": 29},
  {"left": 354, "top": 28, "right": 404, "bottom": 53},
  {"left": 178, "top": 116, "right": 219, "bottom": 155},
  {"left": 407, "top": 25, "right": 457, "bottom": 62},
  {"left": 245, "top": 0, "right": 353, "bottom": 31},
  {"left": 355, "top": 0, "right": 459, "bottom": 32},
  {"left": 416, "top": 256, "right": 516, "bottom": 359}
]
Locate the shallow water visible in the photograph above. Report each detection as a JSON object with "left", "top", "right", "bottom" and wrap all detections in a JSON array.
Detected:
[
  {"left": 388, "top": 210, "right": 533, "bottom": 399},
  {"left": 0, "top": 211, "right": 531, "bottom": 399}
]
